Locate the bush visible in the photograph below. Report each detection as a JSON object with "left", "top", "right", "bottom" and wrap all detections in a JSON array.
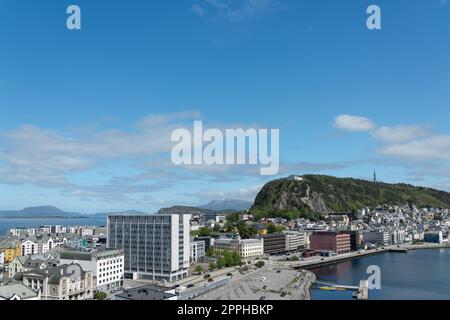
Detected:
[
  {"left": 94, "top": 291, "right": 107, "bottom": 300},
  {"left": 208, "top": 262, "right": 217, "bottom": 271},
  {"left": 195, "top": 265, "right": 204, "bottom": 273},
  {"left": 255, "top": 261, "right": 265, "bottom": 268}
]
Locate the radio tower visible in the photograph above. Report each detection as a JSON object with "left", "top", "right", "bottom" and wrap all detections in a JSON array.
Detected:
[{"left": 373, "top": 169, "right": 377, "bottom": 182}]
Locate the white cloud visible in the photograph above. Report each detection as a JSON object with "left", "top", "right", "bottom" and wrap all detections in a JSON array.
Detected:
[
  {"left": 372, "top": 125, "right": 432, "bottom": 143},
  {"left": 333, "top": 115, "right": 376, "bottom": 132},
  {"left": 202, "top": 0, "right": 281, "bottom": 21},
  {"left": 191, "top": 4, "right": 207, "bottom": 16},
  {"left": 0, "top": 111, "right": 201, "bottom": 187},
  {"left": 378, "top": 135, "right": 450, "bottom": 161}
]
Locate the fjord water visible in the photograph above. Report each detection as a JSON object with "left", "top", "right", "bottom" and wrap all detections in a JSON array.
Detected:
[{"left": 311, "top": 249, "right": 450, "bottom": 300}]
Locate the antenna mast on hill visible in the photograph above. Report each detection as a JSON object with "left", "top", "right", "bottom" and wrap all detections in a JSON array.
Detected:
[{"left": 373, "top": 169, "right": 377, "bottom": 182}]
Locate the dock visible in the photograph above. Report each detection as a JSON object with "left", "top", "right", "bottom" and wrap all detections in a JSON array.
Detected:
[{"left": 356, "top": 280, "right": 369, "bottom": 300}]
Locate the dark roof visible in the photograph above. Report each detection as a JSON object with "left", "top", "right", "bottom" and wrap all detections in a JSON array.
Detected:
[
  {"left": 60, "top": 251, "right": 92, "bottom": 261},
  {"left": 115, "top": 285, "right": 176, "bottom": 301},
  {"left": 21, "top": 263, "right": 87, "bottom": 285}
]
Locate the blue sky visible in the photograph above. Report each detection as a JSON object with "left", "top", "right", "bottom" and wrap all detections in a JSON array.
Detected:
[{"left": 0, "top": 0, "right": 449, "bottom": 213}]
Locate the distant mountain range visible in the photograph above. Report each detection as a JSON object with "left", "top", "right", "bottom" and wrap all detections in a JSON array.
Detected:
[
  {"left": 198, "top": 199, "right": 252, "bottom": 211},
  {"left": 0, "top": 206, "right": 84, "bottom": 218},
  {"left": 0, "top": 206, "right": 149, "bottom": 219}
]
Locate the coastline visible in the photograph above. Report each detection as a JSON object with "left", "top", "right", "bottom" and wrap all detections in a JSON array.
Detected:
[{"left": 290, "top": 243, "right": 450, "bottom": 270}]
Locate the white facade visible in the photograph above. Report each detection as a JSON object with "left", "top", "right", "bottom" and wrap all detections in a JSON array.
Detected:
[
  {"left": 363, "top": 231, "right": 390, "bottom": 245},
  {"left": 108, "top": 214, "right": 191, "bottom": 283},
  {"left": 190, "top": 241, "right": 206, "bottom": 262},
  {"left": 284, "top": 231, "right": 306, "bottom": 251},
  {"left": 60, "top": 250, "right": 124, "bottom": 293},
  {"left": 214, "top": 238, "right": 264, "bottom": 258},
  {"left": 21, "top": 240, "right": 39, "bottom": 255}
]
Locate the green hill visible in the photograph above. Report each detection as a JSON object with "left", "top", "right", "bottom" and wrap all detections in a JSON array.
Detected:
[{"left": 251, "top": 175, "right": 450, "bottom": 220}]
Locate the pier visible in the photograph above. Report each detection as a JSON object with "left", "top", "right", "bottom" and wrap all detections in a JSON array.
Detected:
[{"left": 314, "top": 280, "right": 368, "bottom": 300}]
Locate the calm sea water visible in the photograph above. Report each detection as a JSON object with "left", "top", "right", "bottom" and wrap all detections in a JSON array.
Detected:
[
  {"left": 0, "top": 217, "right": 107, "bottom": 236},
  {"left": 311, "top": 249, "right": 450, "bottom": 300}
]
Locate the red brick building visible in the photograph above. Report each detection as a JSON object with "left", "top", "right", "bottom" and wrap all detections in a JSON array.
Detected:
[{"left": 309, "top": 231, "right": 351, "bottom": 254}]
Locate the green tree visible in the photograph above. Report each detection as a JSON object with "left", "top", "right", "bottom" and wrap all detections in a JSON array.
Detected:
[
  {"left": 255, "top": 261, "right": 265, "bottom": 268},
  {"left": 237, "top": 221, "right": 250, "bottom": 239},
  {"left": 195, "top": 265, "right": 204, "bottom": 273},
  {"left": 94, "top": 291, "right": 107, "bottom": 300},
  {"left": 197, "top": 227, "right": 213, "bottom": 237},
  {"left": 208, "top": 262, "right": 217, "bottom": 271},
  {"left": 206, "top": 247, "right": 214, "bottom": 257},
  {"left": 227, "top": 212, "right": 240, "bottom": 223}
]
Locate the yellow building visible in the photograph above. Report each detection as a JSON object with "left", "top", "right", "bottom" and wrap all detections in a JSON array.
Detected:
[{"left": 3, "top": 242, "right": 22, "bottom": 263}]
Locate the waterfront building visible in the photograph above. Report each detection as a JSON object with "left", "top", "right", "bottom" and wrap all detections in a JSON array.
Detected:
[
  {"left": 0, "top": 251, "right": 4, "bottom": 267},
  {"left": 284, "top": 231, "right": 306, "bottom": 251},
  {"left": 309, "top": 231, "right": 351, "bottom": 255},
  {"left": 21, "top": 263, "right": 95, "bottom": 300},
  {"left": 60, "top": 249, "right": 124, "bottom": 293},
  {"left": 362, "top": 231, "right": 390, "bottom": 246},
  {"left": 424, "top": 231, "right": 443, "bottom": 244},
  {"left": 213, "top": 238, "right": 264, "bottom": 258},
  {"left": 342, "top": 230, "right": 362, "bottom": 251},
  {"left": 107, "top": 214, "right": 191, "bottom": 283},
  {"left": 190, "top": 240, "right": 206, "bottom": 262},
  {"left": 261, "top": 233, "right": 286, "bottom": 254}
]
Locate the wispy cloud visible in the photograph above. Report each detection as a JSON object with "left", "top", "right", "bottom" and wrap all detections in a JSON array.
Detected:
[
  {"left": 336, "top": 114, "right": 450, "bottom": 162},
  {"left": 333, "top": 115, "right": 376, "bottom": 132},
  {"left": 192, "top": 0, "right": 283, "bottom": 21}
]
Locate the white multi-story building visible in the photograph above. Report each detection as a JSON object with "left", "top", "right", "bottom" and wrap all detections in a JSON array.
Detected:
[
  {"left": 391, "top": 229, "right": 407, "bottom": 244},
  {"left": 20, "top": 237, "right": 57, "bottom": 256},
  {"left": 81, "top": 228, "right": 94, "bottom": 236},
  {"left": 21, "top": 240, "right": 39, "bottom": 256},
  {"left": 284, "top": 231, "right": 306, "bottom": 251},
  {"left": 213, "top": 238, "right": 264, "bottom": 258},
  {"left": 363, "top": 231, "right": 390, "bottom": 245},
  {"left": 107, "top": 214, "right": 191, "bottom": 283},
  {"left": 190, "top": 241, "right": 206, "bottom": 262},
  {"left": 60, "top": 249, "right": 124, "bottom": 293}
]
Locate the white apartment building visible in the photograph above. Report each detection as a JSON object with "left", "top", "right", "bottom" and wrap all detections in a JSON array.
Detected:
[
  {"left": 21, "top": 240, "right": 39, "bottom": 256},
  {"left": 213, "top": 238, "right": 264, "bottom": 258},
  {"left": 60, "top": 249, "right": 124, "bottom": 293},
  {"left": 190, "top": 241, "right": 206, "bottom": 262},
  {"left": 107, "top": 214, "right": 191, "bottom": 283}
]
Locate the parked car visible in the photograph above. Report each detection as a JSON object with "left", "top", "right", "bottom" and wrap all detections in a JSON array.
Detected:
[
  {"left": 187, "top": 284, "right": 195, "bottom": 288},
  {"left": 227, "top": 273, "right": 233, "bottom": 277},
  {"left": 207, "top": 278, "right": 214, "bottom": 283},
  {"left": 204, "top": 274, "right": 211, "bottom": 279}
]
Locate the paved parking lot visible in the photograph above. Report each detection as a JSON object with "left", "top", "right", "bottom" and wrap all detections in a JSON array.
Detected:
[{"left": 193, "top": 263, "right": 314, "bottom": 300}]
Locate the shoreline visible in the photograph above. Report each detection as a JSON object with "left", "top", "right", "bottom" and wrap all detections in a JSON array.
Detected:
[{"left": 289, "top": 243, "right": 450, "bottom": 271}]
